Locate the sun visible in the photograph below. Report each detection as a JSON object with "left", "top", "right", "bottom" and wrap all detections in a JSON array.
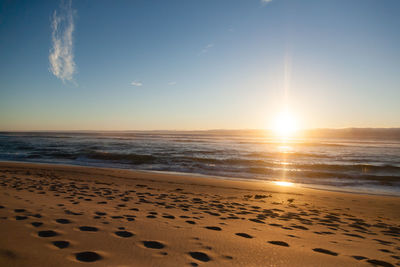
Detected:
[{"left": 273, "top": 110, "right": 298, "bottom": 138}]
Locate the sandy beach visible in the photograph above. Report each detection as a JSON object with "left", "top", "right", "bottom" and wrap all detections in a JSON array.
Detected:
[
  {"left": 0, "top": 161, "right": 399, "bottom": 266},
  {"left": 2, "top": 0, "right": 399, "bottom": 266}
]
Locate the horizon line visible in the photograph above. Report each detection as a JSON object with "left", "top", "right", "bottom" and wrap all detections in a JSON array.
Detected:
[{"left": 1, "top": 127, "right": 400, "bottom": 133}]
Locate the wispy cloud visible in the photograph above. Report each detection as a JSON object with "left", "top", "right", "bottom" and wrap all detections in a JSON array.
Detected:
[
  {"left": 261, "top": 0, "right": 273, "bottom": 4},
  {"left": 168, "top": 81, "right": 177, "bottom": 86},
  {"left": 131, "top": 81, "right": 143, "bottom": 87},
  {"left": 201, "top": 43, "right": 214, "bottom": 54},
  {"left": 49, "top": 0, "right": 76, "bottom": 83}
]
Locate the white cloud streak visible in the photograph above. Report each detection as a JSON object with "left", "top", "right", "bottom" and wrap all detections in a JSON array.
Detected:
[
  {"left": 261, "top": 0, "right": 273, "bottom": 4},
  {"left": 168, "top": 81, "right": 177, "bottom": 86},
  {"left": 131, "top": 81, "right": 143, "bottom": 87},
  {"left": 49, "top": 0, "right": 76, "bottom": 83}
]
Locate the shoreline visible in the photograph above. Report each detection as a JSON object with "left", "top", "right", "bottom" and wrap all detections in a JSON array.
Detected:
[
  {"left": 1, "top": 159, "right": 399, "bottom": 197},
  {"left": 0, "top": 161, "right": 399, "bottom": 266}
]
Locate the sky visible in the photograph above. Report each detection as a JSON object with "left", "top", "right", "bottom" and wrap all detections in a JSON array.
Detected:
[{"left": 0, "top": 0, "right": 399, "bottom": 131}]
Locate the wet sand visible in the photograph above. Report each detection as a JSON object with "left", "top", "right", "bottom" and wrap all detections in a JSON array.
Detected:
[{"left": 0, "top": 161, "right": 399, "bottom": 266}]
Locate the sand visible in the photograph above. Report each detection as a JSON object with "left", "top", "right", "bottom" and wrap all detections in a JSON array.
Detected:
[{"left": 0, "top": 161, "right": 399, "bottom": 267}]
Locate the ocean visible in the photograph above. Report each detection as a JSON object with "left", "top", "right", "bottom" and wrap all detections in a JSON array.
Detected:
[{"left": 0, "top": 130, "right": 399, "bottom": 195}]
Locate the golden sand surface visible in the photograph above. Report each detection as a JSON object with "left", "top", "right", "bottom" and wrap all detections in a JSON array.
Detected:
[{"left": 0, "top": 161, "right": 399, "bottom": 266}]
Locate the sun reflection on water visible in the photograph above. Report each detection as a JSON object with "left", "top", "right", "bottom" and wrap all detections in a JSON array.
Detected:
[{"left": 273, "top": 181, "right": 294, "bottom": 187}]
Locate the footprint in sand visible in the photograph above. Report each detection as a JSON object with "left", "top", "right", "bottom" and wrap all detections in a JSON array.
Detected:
[
  {"left": 269, "top": 223, "right": 282, "bottom": 227},
  {"left": 55, "top": 218, "right": 72, "bottom": 224},
  {"left": 14, "top": 209, "right": 26, "bottom": 213},
  {"left": 312, "top": 248, "right": 338, "bottom": 256},
  {"left": 188, "top": 251, "right": 211, "bottom": 262},
  {"left": 352, "top": 255, "right": 368, "bottom": 260},
  {"left": 235, "top": 233, "right": 253, "bottom": 239},
  {"left": 366, "top": 259, "right": 395, "bottom": 267},
  {"left": 344, "top": 233, "right": 365, "bottom": 239},
  {"left": 15, "top": 215, "right": 28, "bottom": 220},
  {"left": 379, "top": 249, "right": 393, "bottom": 253},
  {"left": 75, "top": 251, "right": 102, "bottom": 262},
  {"left": 31, "top": 222, "right": 43, "bottom": 227},
  {"left": 186, "top": 220, "right": 196, "bottom": 224},
  {"left": 268, "top": 241, "right": 289, "bottom": 247},
  {"left": 52, "top": 241, "right": 70, "bottom": 249},
  {"left": 114, "top": 231, "right": 134, "bottom": 238},
  {"left": 78, "top": 226, "right": 98, "bottom": 232},
  {"left": 0, "top": 249, "right": 17, "bottom": 260},
  {"left": 38, "top": 230, "right": 59, "bottom": 238},
  {"left": 249, "top": 219, "right": 265, "bottom": 224},
  {"left": 142, "top": 241, "right": 165, "bottom": 249},
  {"left": 205, "top": 226, "right": 221, "bottom": 231}
]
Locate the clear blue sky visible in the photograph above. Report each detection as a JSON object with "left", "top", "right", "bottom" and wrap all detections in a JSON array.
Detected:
[{"left": 1, "top": 0, "right": 399, "bottom": 130}]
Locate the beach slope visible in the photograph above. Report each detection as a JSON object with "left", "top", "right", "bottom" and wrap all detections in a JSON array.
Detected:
[{"left": 0, "top": 162, "right": 399, "bottom": 266}]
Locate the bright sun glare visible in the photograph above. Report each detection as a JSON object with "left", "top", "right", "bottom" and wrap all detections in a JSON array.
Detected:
[
  {"left": 273, "top": 181, "right": 294, "bottom": 187},
  {"left": 273, "top": 110, "right": 298, "bottom": 138}
]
